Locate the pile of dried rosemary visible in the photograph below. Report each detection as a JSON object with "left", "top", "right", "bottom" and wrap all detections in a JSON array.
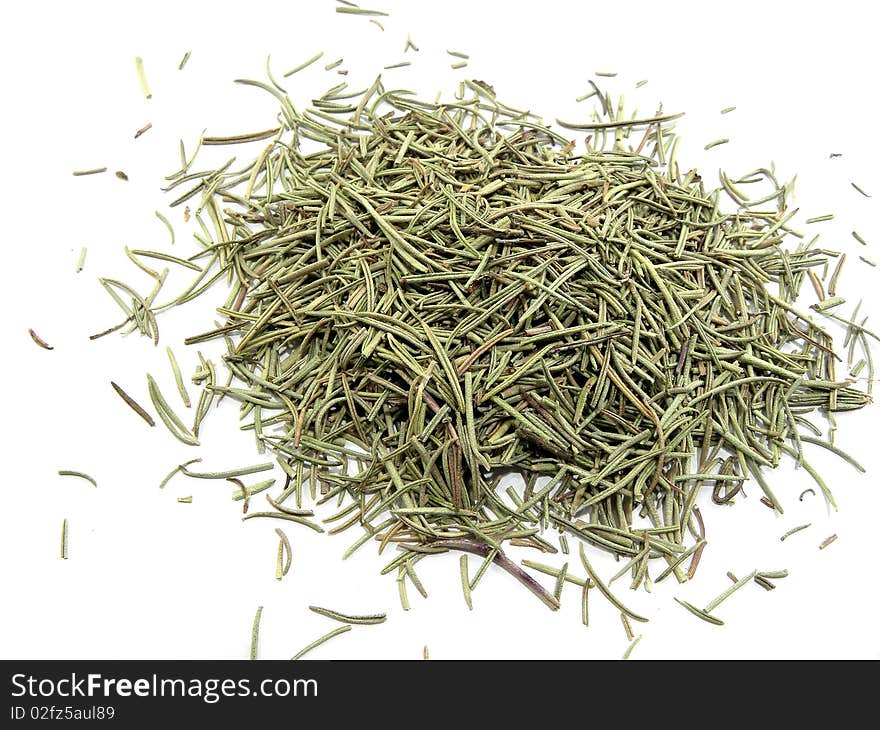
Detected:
[{"left": 98, "top": 68, "right": 872, "bottom": 618}]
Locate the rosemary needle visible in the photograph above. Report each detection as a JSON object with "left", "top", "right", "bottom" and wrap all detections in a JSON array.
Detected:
[
  {"left": 307, "top": 606, "right": 387, "bottom": 625},
  {"left": 674, "top": 598, "right": 724, "bottom": 626},
  {"left": 276, "top": 528, "right": 292, "bottom": 579},
  {"left": 580, "top": 545, "right": 648, "bottom": 623},
  {"left": 284, "top": 52, "right": 324, "bottom": 77},
  {"left": 135, "top": 56, "right": 151, "bottom": 99},
  {"left": 460, "top": 555, "right": 473, "bottom": 610},
  {"left": 110, "top": 381, "right": 155, "bottom": 426},
  {"left": 60, "top": 519, "right": 68, "bottom": 560},
  {"left": 28, "top": 328, "right": 53, "bottom": 350},
  {"left": 622, "top": 635, "right": 642, "bottom": 659},
  {"left": 57, "top": 470, "right": 97, "bottom": 488},
  {"left": 780, "top": 524, "right": 811, "bottom": 541},
  {"left": 158, "top": 459, "right": 201, "bottom": 489},
  {"left": 155, "top": 210, "right": 175, "bottom": 244},
  {"left": 250, "top": 606, "right": 263, "bottom": 660},
  {"left": 134, "top": 122, "right": 152, "bottom": 139},
  {"left": 72, "top": 167, "right": 107, "bottom": 176},
  {"left": 166, "top": 347, "right": 191, "bottom": 408},
  {"left": 291, "top": 625, "right": 351, "bottom": 660}
]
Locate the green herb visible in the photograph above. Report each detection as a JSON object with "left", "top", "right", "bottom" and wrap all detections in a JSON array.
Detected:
[
  {"left": 166, "top": 347, "right": 191, "bottom": 408},
  {"left": 134, "top": 122, "right": 152, "bottom": 139},
  {"left": 581, "top": 582, "right": 590, "bottom": 626},
  {"left": 308, "top": 606, "right": 387, "bottom": 625},
  {"left": 177, "top": 496, "right": 193, "bottom": 503},
  {"left": 179, "top": 462, "right": 273, "bottom": 479},
  {"left": 336, "top": 6, "right": 388, "bottom": 16},
  {"left": 60, "top": 519, "right": 68, "bottom": 560},
  {"left": 552, "top": 562, "right": 568, "bottom": 604},
  {"left": 521, "top": 560, "right": 586, "bottom": 587},
  {"left": 703, "top": 571, "right": 757, "bottom": 612},
  {"left": 819, "top": 534, "right": 838, "bottom": 550},
  {"left": 241, "top": 512, "right": 324, "bottom": 533},
  {"left": 851, "top": 182, "right": 871, "bottom": 198},
  {"left": 468, "top": 547, "right": 498, "bottom": 591},
  {"left": 227, "top": 478, "right": 250, "bottom": 510},
  {"left": 203, "top": 128, "right": 280, "bottom": 146},
  {"left": 405, "top": 561, "right": 428, "bottom": 599},
  {"left": 135, "top": 56, "right": 151, "bottom": 99},
  {"left": 674, "top": 597, "right": 723, "bottom": 625},
  {"left": 96, "top": 58, "right": 872, "bottom": 635},
  {"left": 230, "top": 479, "right": 275, "bottom": 502},
  {"left": 284, "top": 52, "right": 324, "bottom": 78},
  {"left": 72, "top": 167, "right": 107, "bottom": 176},
  {"left": 178, "top": 51, "right": 191, "bottom": 70},
  {"left": 806, "top": 214, "right": 834, "bottom": 224},
  {"left": 828, "top": 254, "right": 846, "bottom": 297},
  {"left": 397, "top": 568, "right": 410, "bottom": 611},
  {"left": 291, "top": 625, "right": 351, "bottom": 660},
  {"left": 812, "top": 296, "right": 846, "bottom": 312},
  {"left": 757, "top": 569, "right": 788, "bottom": 579},
  {"left": 57, "top": 470, "right": 97, "bottom": 488},
  {"left": 250, "top": 606, "right": 262, "bottom": 660},
  {"left": 264, "top": 494, "right": 311, "bottom": 515},
  {"left": 557, "top": 111, "right": 684, "bottom": 129},
  {"left": 780, "top": 524, "right": 811, "bottom": 541},
  {"left": 155, "top": 210, "right": 175, "bottom": 244},
  {"left": 158, "top": 458, "right": 202, "bottom": 489},
  {"left": 276, "top": 528, "right": 292, "bottom": 579},
  {"left": 459, "top": 555, "right": 473, "bottom": 610},
  {"left": 128, "top": 249, "right": 202, "bottom": 271},
  {"left": 579, "top": 545, "right": 648, "bottom": 623},
  {"left": 620, "top": 613, "right": 634, "bottom": 641},
  {"left": 704, "top": 138, "right": 729, "bottom": 150},
  {"left": 146, "top": 374, "right": 199, "bottom": 446},
  {"left": 622, "top": 635, "right": 642, "bottom": 659}
]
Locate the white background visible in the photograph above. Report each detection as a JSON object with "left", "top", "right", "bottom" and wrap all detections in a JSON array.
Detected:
[{"left": 1, "top": 0, "right": 878, "bottom": 660}]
